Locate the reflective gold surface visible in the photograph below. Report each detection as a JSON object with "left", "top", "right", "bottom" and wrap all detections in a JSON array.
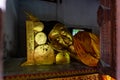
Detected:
[
  {"left": 48, "top": 23, "right": 72, "bottom": 51},
  {"left": 21, "top": 21, "right": 35, "bottom": 66},
  {"left": 34, "top": 44, "right": 55, "bottom": 65},
  {"left": 21, "top": 18, "right": 100, "bottom": 67},
  {"left": 56, "top": 50, "right": 70, "bottom": 64},
  {"left": 33, "top": 22, "right": 44, "bottom": 32},
  {"left": 21, "top": 20, "right": 52, "bottom": 66},
  {"left": 35, "top": 32, "right": 47, "bottom": 45}
]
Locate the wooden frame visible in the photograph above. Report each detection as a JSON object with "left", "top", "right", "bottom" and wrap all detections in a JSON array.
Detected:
[{"left": 98, "top": 0, "right": 116, "bottom": 78}]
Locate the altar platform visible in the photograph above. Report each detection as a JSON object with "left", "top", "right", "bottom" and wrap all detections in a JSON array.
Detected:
[{"left": 3, "top": 58, "right": 99, "bottom": 80}]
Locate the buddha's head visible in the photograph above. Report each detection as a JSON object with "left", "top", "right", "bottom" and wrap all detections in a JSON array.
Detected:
[{"left": 48, "top": 23, "right": 72, "bottom": 51}]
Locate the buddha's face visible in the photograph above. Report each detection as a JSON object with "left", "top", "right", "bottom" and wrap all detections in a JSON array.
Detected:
[{"left": 48, "top": 23, "right": 72, "bottom": 51}]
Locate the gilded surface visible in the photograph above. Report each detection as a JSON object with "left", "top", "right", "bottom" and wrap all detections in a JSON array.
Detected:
[
  {"left": 21, "top": 13, "right": 100, "bottom": 67},
  {"left": 21, "top": 20, "right": 55, "bottom": 66},
  {"left": 35, "top": 32, "right": 47, "bottom": 45},
  {"left": 34, "top": 44, "right": 55, "bottom": 65},
  {"left": 48, "top": 23, "right": 73, "bottom": 51},
  {"left": 21, "top": 21, "right": 35, "bottom": 66}
]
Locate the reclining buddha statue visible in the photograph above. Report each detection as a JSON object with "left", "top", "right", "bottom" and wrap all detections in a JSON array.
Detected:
[{"left": 21, "top": 12, "right": 100, "bottom": 67}]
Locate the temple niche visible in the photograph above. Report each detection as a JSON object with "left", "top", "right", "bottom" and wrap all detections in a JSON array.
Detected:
[{"left": 3, "top": 0, "right": 115, "bottom": 80}]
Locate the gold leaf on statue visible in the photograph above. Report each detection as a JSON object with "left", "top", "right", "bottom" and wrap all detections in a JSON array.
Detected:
[
  {"left": 56, "top": 51, "right": 70, "bottom": 64},
  {"left": 33, "top": 22, "right": 44, "bottom": 32},
  {"left": 48, "top": 23, "right": 73, "bottom": 51},
  {"left": 21, "top": 21, "right": 35, "bottom": 66},
  {"left": 21, "top": 20, "right": 46, "bottom": 66},
  {"left": 35, "top": 32, "right": 47, "bottom": 45},
  {"left": 34, "top": 44, "right": 55, "bottom": 65}
]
